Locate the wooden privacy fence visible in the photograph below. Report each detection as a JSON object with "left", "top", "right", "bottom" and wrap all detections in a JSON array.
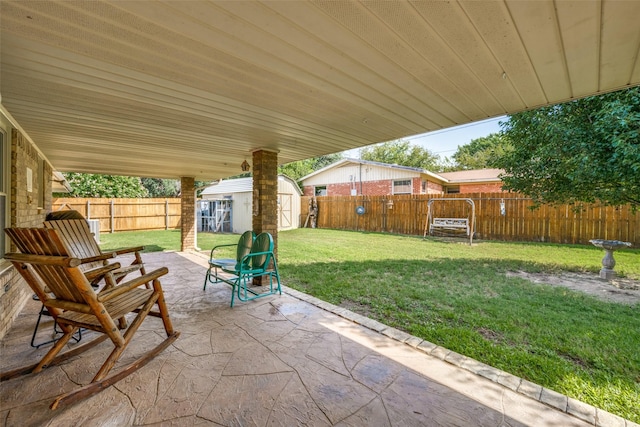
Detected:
[
  {"left": 52, "top": 198, "right": 181, "bottom": 233},
  {"left": 301, "top": 193, "right": 639, "bottom": 246}
]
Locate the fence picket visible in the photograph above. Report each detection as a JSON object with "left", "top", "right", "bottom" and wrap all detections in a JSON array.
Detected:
[
  {"left": 53, "top": 194, "right": 638, "bottom": 245},
  {"left": 52, "top": 198, "right": 182, "bottom": 233},
  {"left": 301, "top": 193, "right": 639, "bottom": 245}
]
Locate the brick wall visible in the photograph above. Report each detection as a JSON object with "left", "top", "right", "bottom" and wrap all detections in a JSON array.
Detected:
[
  {"left": 305, "top": 180, "right": 505, "bottom": 195},
  {"left": 0, "top": 128, "right": 52, "bottom": 340},
  {"left": 252, "top": 150, "right": 279, "bottom": 254},
  {"left": 180, "top": 177, "right": 195, "bottom": 251},
  {"left": 460, "top": 183, "right": 503, "bottom": 193},
  {"left": 327, "top": 182, "right": 355, "bottom": 196},
  {"left": 361, "top": 179, "right": 392, "bottom": 195},
  {"left": 425, "top": 180, "right": 444, "bottom": 194},
  {"left": 0, "top": 268, "right": 25, "bottom": 339},
  {"left": 411, "top": 177, "right": 422, "bottom": 194},
  {"left": 305, "top": 178, "right": 446, "bottom": 197}
]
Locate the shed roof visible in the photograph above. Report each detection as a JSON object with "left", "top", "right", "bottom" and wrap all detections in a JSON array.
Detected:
[{"left": 201, "top": 175, "right": 301, "bottom": 196}]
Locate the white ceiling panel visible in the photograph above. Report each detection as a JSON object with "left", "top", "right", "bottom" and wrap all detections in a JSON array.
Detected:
[{"left": 1, "top": 0, "right": 639, "bottom": 180}]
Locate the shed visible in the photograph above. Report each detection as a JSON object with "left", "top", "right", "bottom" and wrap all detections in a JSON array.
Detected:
[{"left": 200, "top": 175, "right": 301, "bottom": 233}]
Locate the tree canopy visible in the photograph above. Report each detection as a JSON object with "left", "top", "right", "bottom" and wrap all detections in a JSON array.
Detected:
[
  {"left": 451, "top": 133, "right": 511, "bottom": 170},
  {"left": 359, "top": 140, "right": 440, "bottom": 170},
  {"left": 61, "top": 173, "right": 149, "bottom": 198},
  {"left": 141, "top": 178, "right": 180, "bottom": 198},
  {"left": 497, "top": 86, "right": 640, "bottom": 208},
  {"left": 278, "top": 153, "right": 343, "bottom": 183}
]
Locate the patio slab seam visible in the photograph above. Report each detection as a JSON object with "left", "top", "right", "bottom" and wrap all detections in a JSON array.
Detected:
[{"left": 280, "top": 284, "right": 638, "bottom": 427}]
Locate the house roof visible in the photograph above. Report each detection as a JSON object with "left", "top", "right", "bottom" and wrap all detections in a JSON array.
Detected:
[
  {"left": 300, "top": 159, "right": 502, "bottom": 185},
  {"left": 2, "top": 1, "right": 639, "bottom": 180},
  {"left": 300, "top": 158, "right": 443, "bottom": 182},
  {"left": 201, "top": 175, "right": 301, "bottom": 196},
  {"left": 437, "top": 169, "right": 503, "bottom": 183}
]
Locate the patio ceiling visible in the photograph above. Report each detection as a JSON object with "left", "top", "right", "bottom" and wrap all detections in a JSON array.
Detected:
[{"left": 1, "top": 1, "right": 639, "bottom": 181}]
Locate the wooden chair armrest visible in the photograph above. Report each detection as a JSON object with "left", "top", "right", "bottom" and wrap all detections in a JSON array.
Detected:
[
  {"left": 84, "top": 263, "right": 122, "bottom": 282},
  {"left": 78, "top": 252, "right": 117, "bottom": 265},
  {"left": 97, "top": 267, "right": 169, "bottom": 302},
  {"left": 113, "top": 246, "right": 145, "bottom": 255},
  {"left": 45, "top": 299, "right": 92, "bottom": 314},
  {"left": 4, "top": 252, "right": 81, "bottom": 268}
]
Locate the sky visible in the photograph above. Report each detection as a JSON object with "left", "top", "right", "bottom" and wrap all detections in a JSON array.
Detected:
[
  {"left": 346, "top": 115, "right": 506, "bottom": 159},
  {"left": 408, "top": 115, "right": 506, "bottom": 157}
]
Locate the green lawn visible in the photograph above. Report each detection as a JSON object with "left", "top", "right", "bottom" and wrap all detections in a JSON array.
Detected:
[{"left": 100, "top": 228, "right": 640, "bottom": 422}]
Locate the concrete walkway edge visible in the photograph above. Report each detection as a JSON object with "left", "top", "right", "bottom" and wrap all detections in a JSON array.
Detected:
[{"left": 279, "top": 283, "right": 638, "bottom": 427}]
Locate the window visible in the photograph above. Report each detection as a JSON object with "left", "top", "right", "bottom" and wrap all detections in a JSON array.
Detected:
[
  {"left": 315, "top": 186, "right": 327, "bottom": 196},
  {"left": 421, "top": 180, "right": 427, "bottom": 194},
  {"left": 393, "top": 180, "right": 411, "bottom": 194},
  {"left": 446, "top": 186, "right": 460, "bottom": 194}
]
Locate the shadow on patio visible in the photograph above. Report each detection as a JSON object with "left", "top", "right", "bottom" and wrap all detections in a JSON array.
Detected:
[{"left": 0, "top": 252, "right": 606, "bottom": 426}]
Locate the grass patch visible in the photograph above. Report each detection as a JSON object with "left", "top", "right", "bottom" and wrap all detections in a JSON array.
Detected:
[{"left": 100, "top": 228, "right": 640, "bottom": 422}]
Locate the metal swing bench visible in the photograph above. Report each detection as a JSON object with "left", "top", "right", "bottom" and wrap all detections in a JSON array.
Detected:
[
  {"left": 423, "top": 198, "right": 476, "bottom": 245},
  {"left": 203, "top": 231, "right": 282, "bottom": 307}
]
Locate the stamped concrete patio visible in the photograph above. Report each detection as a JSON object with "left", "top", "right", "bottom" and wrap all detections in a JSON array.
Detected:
[{"left": 0, "top": 251, "right": 634, "bottom": 426}]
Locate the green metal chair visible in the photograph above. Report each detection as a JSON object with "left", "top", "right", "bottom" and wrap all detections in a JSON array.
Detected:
[
  {"left": 204, "top": 232, "right": 281, "bottom": 307},
  {"left": 203, "top": 230, "right": 255, "bottom": 291}
]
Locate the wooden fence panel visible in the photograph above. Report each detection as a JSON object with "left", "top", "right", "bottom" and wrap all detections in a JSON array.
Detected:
[
  {"left": 52, "top": 198, "right": 181, "bottom": 233},
  {"left": 301, "top": 193, "right": 639, "bottom": 246},
  {"left": 51, "top": 195, "right": 638, "bottom": 245}
]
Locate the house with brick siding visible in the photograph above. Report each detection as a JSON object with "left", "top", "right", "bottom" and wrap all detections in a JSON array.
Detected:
[{"left": 300, "top": 159, "right": 503, "bottom": 196}]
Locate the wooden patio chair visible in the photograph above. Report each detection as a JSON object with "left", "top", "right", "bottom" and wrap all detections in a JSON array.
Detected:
[
  {"left": 1, "top": 228, "right": 179, "bottom": 410},
  {"left": 44, "top": 217, "right": 147, "bottom": 284},
  {"left": 32, "top": 217, "right": 147, "bottom": 345},
  {"left": 204, "top": 231, "right": 281, "bottom": 307}
]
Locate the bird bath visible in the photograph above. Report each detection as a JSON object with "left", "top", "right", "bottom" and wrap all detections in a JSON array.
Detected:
[{"left": 589, "top": 239, "right": 632, "bottom": 280}]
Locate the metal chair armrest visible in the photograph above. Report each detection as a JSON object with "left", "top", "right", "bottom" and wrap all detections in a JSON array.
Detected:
[{"left": 209, "top": 243, "right": 238, "bottom": 257}]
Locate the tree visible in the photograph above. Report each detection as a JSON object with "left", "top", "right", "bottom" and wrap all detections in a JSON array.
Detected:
[
  {"left": 61, "top": 173, "right": 149, "bottom": 198},
  {"left": 496, "top": 86, "right": 640, "bottom": 208},
  {"left": 278, "top": 153, "right": 343, "bottom": 182},
  {"left": 359, "top": 140, "right": 440, "bottom": 170},
  {"left": 451, "top": 133, "right": 511, "bottom": 170},
  {"left": 141, "top": 178, "right": 180, "bottom": 197}
]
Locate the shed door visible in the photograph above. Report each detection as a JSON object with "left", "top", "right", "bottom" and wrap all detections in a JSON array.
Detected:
[{"left": 278, "top": 193, "right": 292, "bottom": 228}]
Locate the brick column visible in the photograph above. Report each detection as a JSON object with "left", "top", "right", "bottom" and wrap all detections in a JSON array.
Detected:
[
  {"left": 180, "top": 176, "right": 196, "bottom": 252},
  {"left": 252, "top": 150, "right": 278, "bottom": 255}
]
